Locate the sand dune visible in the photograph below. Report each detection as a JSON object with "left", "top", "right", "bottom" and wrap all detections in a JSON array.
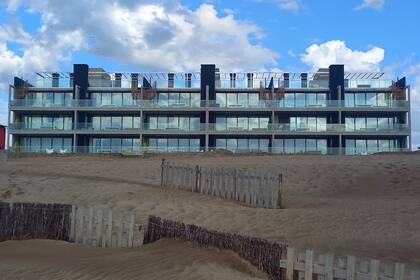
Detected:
[
  {"left": 1, "top": 153, "right": 420, "bottom": 275},
  {"left": 0, "top": 239, "right": 267, "bottom": 280}
]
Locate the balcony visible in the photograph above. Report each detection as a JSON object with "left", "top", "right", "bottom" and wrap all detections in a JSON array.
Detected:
[
  {"left": 9, "top": 122, "right": 410, "bottom": 134},
  {"left": 10, "top": 98, "right": 409, "bottom": 110}
]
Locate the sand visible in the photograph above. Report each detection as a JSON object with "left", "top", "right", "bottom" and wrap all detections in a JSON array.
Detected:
[
  {"left": 1, "top": 152, "right": 420, "bottom": 277},
  {"left": 0, "top": 239, "right": 266, "bottom": 280}
]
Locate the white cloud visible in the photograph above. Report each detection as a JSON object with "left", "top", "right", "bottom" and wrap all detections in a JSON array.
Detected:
[
  {"left": 301, "top": 40, "right": 384, "bottom": 72},
  {"left": 0, "top": 1, "right": 278, "bottom": 73},
  {"left": 277, "top": 0, "right": 301, "bottom": 11},
  {"left": 355, "top": 0, "right": 385, "bottom": 11}
]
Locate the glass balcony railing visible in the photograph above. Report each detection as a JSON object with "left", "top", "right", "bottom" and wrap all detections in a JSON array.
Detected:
[
  {"left": 10, "top": 99, "right": 410, "bottom": 109},
  {"left": 9, "top": 122, "right": 410, "bottom": 133},
  {"left": 9, "top": 146, "right": 411, "bottom": 155}
]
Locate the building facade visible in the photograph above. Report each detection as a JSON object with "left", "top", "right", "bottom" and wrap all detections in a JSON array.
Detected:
[{"left": 8, "top": 64, "right": 411, "bottom": 155}]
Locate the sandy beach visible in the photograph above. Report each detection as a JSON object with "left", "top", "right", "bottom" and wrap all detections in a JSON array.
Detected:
[{"left": 1, "top": 152, "right": 420, "bottom": 278}]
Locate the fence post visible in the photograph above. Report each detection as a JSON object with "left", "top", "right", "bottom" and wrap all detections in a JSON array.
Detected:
[
  {"left": 286, "top": 246, "right": 295, "bottom": 280},
  {"left": 195, "top": 165, "right": 200, "bottom": 193},
  {"left": 278, "top": 173, "right": 283, "bottom": 209},
  {"left": 305, "top": 250, "right": 314, "bottom": 280},
  {"left": 160, "top": 158, "right": 165, "bottom": 188},
  {"left": 347, "top": 255, "right": 356, "bottom": 280},
  {"left": 325, "top": 254, "right": 334, "bottom": 280},
  {"left": 70, "top": 205, "right": 76, "bottom": 242}
]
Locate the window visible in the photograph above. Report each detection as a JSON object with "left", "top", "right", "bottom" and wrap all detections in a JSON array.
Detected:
[
  {"left": 249, "top": 93, "right": 259, "bottom": 107},
  {"left": 355, "top": 93, "right": 366, "bottom": 106},
  {"left": 158, "top": 93, "right": 169, "bottom": 107},
  {"left": 345, "top": 93, "right": 355, "bottom": 107},
  {"left": 227, "top": 94, "right": 237, "bottom": 107},
  {"left": 284, "top": 93, "right": 294, "bottom": 107}
]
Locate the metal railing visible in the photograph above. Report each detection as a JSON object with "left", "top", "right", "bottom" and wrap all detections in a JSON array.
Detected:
[
  {"left": 9, "top": 122, "right": 410, "bottom": 133},
  {"left": 8, "top": 146, "right": 411, "bottom": 155},
  {"left": 10, "top": 99, "right": 410, "bottom": 109}
]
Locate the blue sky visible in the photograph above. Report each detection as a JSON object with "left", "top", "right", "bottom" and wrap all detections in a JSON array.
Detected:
[{"left": 0, "top": 0, "right": 419, "bottom": 148}]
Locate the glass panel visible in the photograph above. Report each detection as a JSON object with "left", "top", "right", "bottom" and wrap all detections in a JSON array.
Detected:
[
  {"left": 295, "top": 93, "right": 305, "bottom": 107},
  {"left": 190, "top": 139, "right": 200, "bottom": 152},
  {"left": 274, "top": 139, "right": 284, "bottom": 153},
  {"left": 367, "top": 140, "right": 378, "bottom": 153},
  {"left": 227, "top": 94, "right": 237, "bottom": 107},
  {"left": 168, "top": 117, "right": 179, "bottom": 129},
  {"left": 149, "top": 117, "right": 157, "bottom": 129},
  {"left": 101, "top": 93, "right": 112, "bottom": 106},
  {"left": 379, "top": 139, "right": 390, "bottom": 152},
  {"left": 149, "top": 138, "right": 157, "bottom": 150},
  {"left": 122, "top": 138, "right": 133, "bottom": 151},
  {"left": 158, "top": 116, "right": 167, "bottom": 129},
  {"left": 227, "top": 139, "right": 237, "bottom": 151},
  {"left": 259, "top": 139, "right": 269, "bottom": 152},
  {"left": 179, "top": 139, "right": 189, "bottom": 152},
  {"left": 190, "top": 118, "right": 200, "bottom": 131},
  {"left": 216, "top": 93, "right": 226, "bottom": 107},
  {"left": 284, "top": 139, "right": 294, "bottom": 153},
  {"left": 42, "top": 117, "right": 53, "bottom": 129},
  {"left": 355, "top": 93, "right": 366, "bottom": 106},
  {"left": 378, "top": 118, "right": 388, "bottom": 130},
  {"left": 216, "top": 117, "right": 226, "bottom": 131},
  {"left": 317, "top": 93, "right": 327, "bottom": 107},
  {"left": 227, "top": 118, "right": 238, "bottom": 129},
  {"left": 41, "top": 137, "right": 52, "bottom": 150},
  {"left": 238, "top": 139, "right": 248, "bottom": 152},
  {"left": 346, "top": 139, "right": 355, "bottom": 155},
  {"left": 123, "top": 116, "right": 133, "bottom": 129},
  {"left": 295, "top": 139, "right": 305, "bottom": 153},
  {"left": 133, "top": 138, "right": 140, "bottom": 152},
  {"left": 356, "top": 139, "right": 366, "bottom": 154},
  {"left": 308, "top": 117, "right": 317, "bottom": 131},
  {"left": 377, "top": 93, "right": 386, "bottom": 107},
  {"left": 216, "top": 138, "right": 227, "bottom": 149},
  {"left": 307, "top": 93, "right": 317, "bottom": 106},
  {"left": 168, "top": 93, "right": 179, "bottom": 106},
  {"left": 355, "top": 118, "right": 366, "bottom": 131},
  {"left": 345, "top": 93, "right": 355, "bottom": 107},
  {"left": 249, "top": 93, "right": 259, "bottom": 107},
  {"left": 180, "top": 93, "right": 190, "bottom": 106},
  {"left": 63, "top": 138, "right": 72, "bottom": 151},
  {"left": 306, "top": 139, "right": 317, "bottom": 152},
  {"left": 366, "top": 93, "right": 377, "bottom": 107},
  {"left": 345, "top": 118, "right": 354, "bottom": 131},
  {"left": 52, "top": 138, "right": 62, "bottom": 150},
  {"left": 238, "top": 117, "right": 248, "bottom": 130},
  {"left": 285, "top": 93, "right": 295, "bottom": 107},
  {"left": 366, "top": 118, "right": 377, "bottom": 130},
  {"left": 191, "top": 93, "right": 200, "bottom": 107},
  {"left": 317, "top": 139, "right": 327, "bottom": 154},
  {"left": 317, "top": 118, "right": 327, "bottom": 132},
  {"left": 111, "top": 116, "right": 122, "bottom": 129},
  {"left": 259, "top": 118, "right": 269, "bottom": 129},
  {"left": 238, "top": 93, "right": 248, "bottom": 107},
  {"left": 111, "top": 138, "right": 121, "bottom": 153},
  {"left": 122, "top": 93, "right": 133, "bottom": 106},
  {"left": 249, "top": 139, "right": 259, "bottom": 152},
  {"left": 112, "top": 92, "right": 123, "bottom": 106},
  {"left": 249, "top": 118, "right": 258, "bottom": 130},
  {"left": 157, "top": 138, "right": 168, "bottom": 152},
  {"left": 158, "top": 92, "right": 168, "bottom": 107},
  {"left": 168, "top": 138, "right": 178, "bottom": 152}
]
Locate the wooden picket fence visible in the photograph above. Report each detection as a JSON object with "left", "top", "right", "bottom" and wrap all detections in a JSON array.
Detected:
[
  {"left": 282, "top": 247, "right": 412, "bottom": 280},
  {"left": 144, "top": 215, "right": 419, "bottom": 280},
  {"left": 160, "top": 159, "right": 283, "bottom": 209},
  {"left": 69, "top": 205, "right": 144, "bottom": 248}
]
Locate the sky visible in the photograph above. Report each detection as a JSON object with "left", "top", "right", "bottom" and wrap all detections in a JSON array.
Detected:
[{"left": 0, "top": 0, "right": 419, "bottom": 148}]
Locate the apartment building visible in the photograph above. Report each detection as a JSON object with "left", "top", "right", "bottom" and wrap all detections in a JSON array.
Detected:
[{"left": 7, "top": 64, "right": 411, "bottom": 154}]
